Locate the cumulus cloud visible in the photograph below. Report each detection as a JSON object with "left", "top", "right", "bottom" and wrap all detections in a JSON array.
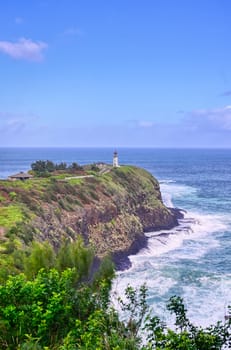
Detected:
[
  {"left": 0, "top": 38, "right": 48, "bottom": 61},
  {"left": 183, "top": 105, "right": 231, "bottom": 131}
]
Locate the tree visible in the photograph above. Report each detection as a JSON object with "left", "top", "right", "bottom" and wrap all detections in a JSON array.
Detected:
[
  {"left": 56, "top": 237, "right": 94, "bottom": 282},
  {"left": 31, "top": 160, "right": 55, "bottom": 175},
  {"left": 0, "top": 239, "right": 230, "bottom": 350},
  {"left": 24, "top": 241, "right": 55, "bottom": 279},
  {"left": 55, "top": 162, "right": 67, "bottom": 170},
  {"left": 69, "top": 162, "right": 83, "bottom": 171},
  {"left": 0, "top": 276, "right": 230, "bottom": 349},
  {"left": 0, "top": 269, "right": 79, "bottom": 348}
]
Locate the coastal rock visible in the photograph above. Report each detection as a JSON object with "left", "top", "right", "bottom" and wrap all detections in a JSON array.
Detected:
[{"left": 0, "top": 166, "right": 182, "bottom": 266}]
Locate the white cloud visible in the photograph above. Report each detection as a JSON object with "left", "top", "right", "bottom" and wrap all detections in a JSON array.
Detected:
[
  {"left": 0, "top": 112, "right": 39, "bottom": 133},
  {"left": 0, "top": 112, "right": 45, "bottom": 146},
  {"left": 184, "top": 106, "right": 231, "bottom": 131},
  {"left": 0, "top": 38, "right": 48, "bottom": 62}
]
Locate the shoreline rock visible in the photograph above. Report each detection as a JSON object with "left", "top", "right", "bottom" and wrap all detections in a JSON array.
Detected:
[{"left": 112, "top": 207, "right": 184, "bottom": 271}]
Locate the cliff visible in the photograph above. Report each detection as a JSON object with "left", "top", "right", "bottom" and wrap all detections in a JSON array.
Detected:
[{"left": 0, "top": 166, "right": 181, "bottom": 268}]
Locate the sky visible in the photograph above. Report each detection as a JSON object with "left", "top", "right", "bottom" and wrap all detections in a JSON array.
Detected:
[{"left": 0, "top": 0, "right": 231, "bottom": 148}]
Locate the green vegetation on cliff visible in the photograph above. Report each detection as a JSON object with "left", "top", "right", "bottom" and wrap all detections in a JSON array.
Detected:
[{"left": 0, "top": 165, "right": 178, "bottom": 277}]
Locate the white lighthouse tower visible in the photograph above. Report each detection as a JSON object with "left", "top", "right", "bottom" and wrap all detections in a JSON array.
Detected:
[{"left": 113, "top": 150, "right": 119, "bottom": 167}]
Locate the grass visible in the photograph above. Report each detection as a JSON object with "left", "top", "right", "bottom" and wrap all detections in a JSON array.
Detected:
[
  {"left": 0, "top": 179, "right": 34, "bottom": 190},
  {"left": 50, "top": 173, "right": 73, "bottom": 180},
  {"left": 0, "top": 205, "right": 24, "bottom": 227},
  {"left": 0, "top": 179, "right": 50, "bottom": 192},
  {"left": 0, "top": 195, "right": 6, "bottom": 203},
  {"left": 67, "top": 178, "right": 83, "bottom": 185}
]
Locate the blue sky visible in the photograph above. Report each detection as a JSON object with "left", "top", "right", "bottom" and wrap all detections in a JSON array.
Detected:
[{"left": 0, "top": 0, "right": 231, "bottom": 147}]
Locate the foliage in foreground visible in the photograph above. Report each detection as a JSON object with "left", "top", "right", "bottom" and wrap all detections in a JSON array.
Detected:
[{"left": 0, "top": 241, "right": 230, "bottom": 349}]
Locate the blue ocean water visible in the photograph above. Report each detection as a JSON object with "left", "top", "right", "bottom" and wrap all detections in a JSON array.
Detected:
[{"left": 0, "top": 147, "right": 231, "bottom": 326}]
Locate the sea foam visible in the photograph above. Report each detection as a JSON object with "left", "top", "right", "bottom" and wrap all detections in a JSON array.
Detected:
[{"left": 113, "top": 180, "right": 231, "bottom": 328}]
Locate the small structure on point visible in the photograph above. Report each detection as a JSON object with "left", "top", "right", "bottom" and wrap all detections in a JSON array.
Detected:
[
  {"left": 113, "top": 151, "right": 119, "bottom": 167},
  {"left": 8, "top": 171, "right": 33, "bottom": 181}
]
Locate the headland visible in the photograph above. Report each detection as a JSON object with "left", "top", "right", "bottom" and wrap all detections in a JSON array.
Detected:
[{"left": 0, "top": 163, "right": 183, "bottom": 271}]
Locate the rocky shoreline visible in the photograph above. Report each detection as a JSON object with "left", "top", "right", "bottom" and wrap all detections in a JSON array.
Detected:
[{"left": 112, "top": 207, "right": 184, "bottom": 271}]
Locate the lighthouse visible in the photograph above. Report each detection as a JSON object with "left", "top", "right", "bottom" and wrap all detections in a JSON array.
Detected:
[{"left": 113, "top": 151, "right": 119, "bottom": 167}]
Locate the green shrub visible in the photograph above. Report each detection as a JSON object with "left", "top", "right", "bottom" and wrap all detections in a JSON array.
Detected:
[
  {"left": 24, "top": 241, "right": 55, "bottom": 279},
  {"left": 0, "top": 195, "right": 5, "bottom": 202},
  {"left": 0, "top": 266, "right": 230, "bottom": 350},
  {"left": 9, "top": 191, "right": 17, "bottom": 200},
  {"left": 0, "top": 205, "right": 23, "bottom": 227}
]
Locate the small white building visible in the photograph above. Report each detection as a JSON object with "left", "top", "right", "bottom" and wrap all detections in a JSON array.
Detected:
[{"left": 113, "top": 151, "right": 119, "bottom": 167}]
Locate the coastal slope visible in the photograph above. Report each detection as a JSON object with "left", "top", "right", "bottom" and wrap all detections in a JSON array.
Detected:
[{"left": 0, "top": 166, "right": 181, "bottom": 267}]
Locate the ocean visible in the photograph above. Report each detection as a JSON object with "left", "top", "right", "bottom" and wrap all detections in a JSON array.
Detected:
[{"left": 0, "top": 147, "right": 231, "bottom": 327}]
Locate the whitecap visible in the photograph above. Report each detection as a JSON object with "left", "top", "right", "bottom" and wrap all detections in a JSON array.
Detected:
[
  {"left": 160, "top": 182, "right": 198, "bottom": 208},
  {"left": 159, "top": 179, "right": 176, "bottom": 184},
  {"left": 130, "top": 211, "right": 229, "bottom": 262},
  {"left": 113, "top": 177, "right": 231, "bottom": 330}
]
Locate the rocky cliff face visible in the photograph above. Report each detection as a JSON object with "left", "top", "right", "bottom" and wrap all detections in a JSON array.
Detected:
[{"left": 0, "top": 166, "right": 181, "bottom": 267}]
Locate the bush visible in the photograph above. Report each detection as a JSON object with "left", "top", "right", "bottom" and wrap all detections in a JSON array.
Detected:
[{"left": 0, "top": 240, "right": 230, "bottom": 349}]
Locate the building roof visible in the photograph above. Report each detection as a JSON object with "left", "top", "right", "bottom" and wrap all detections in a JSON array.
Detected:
[{"left": 9, "top": 172, "right": 33, "bottom": 179}]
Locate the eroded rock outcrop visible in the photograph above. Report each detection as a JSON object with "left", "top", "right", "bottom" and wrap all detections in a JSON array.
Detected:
[{"left": 0, "top": 166, "right": 182, "bottom": 267}]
